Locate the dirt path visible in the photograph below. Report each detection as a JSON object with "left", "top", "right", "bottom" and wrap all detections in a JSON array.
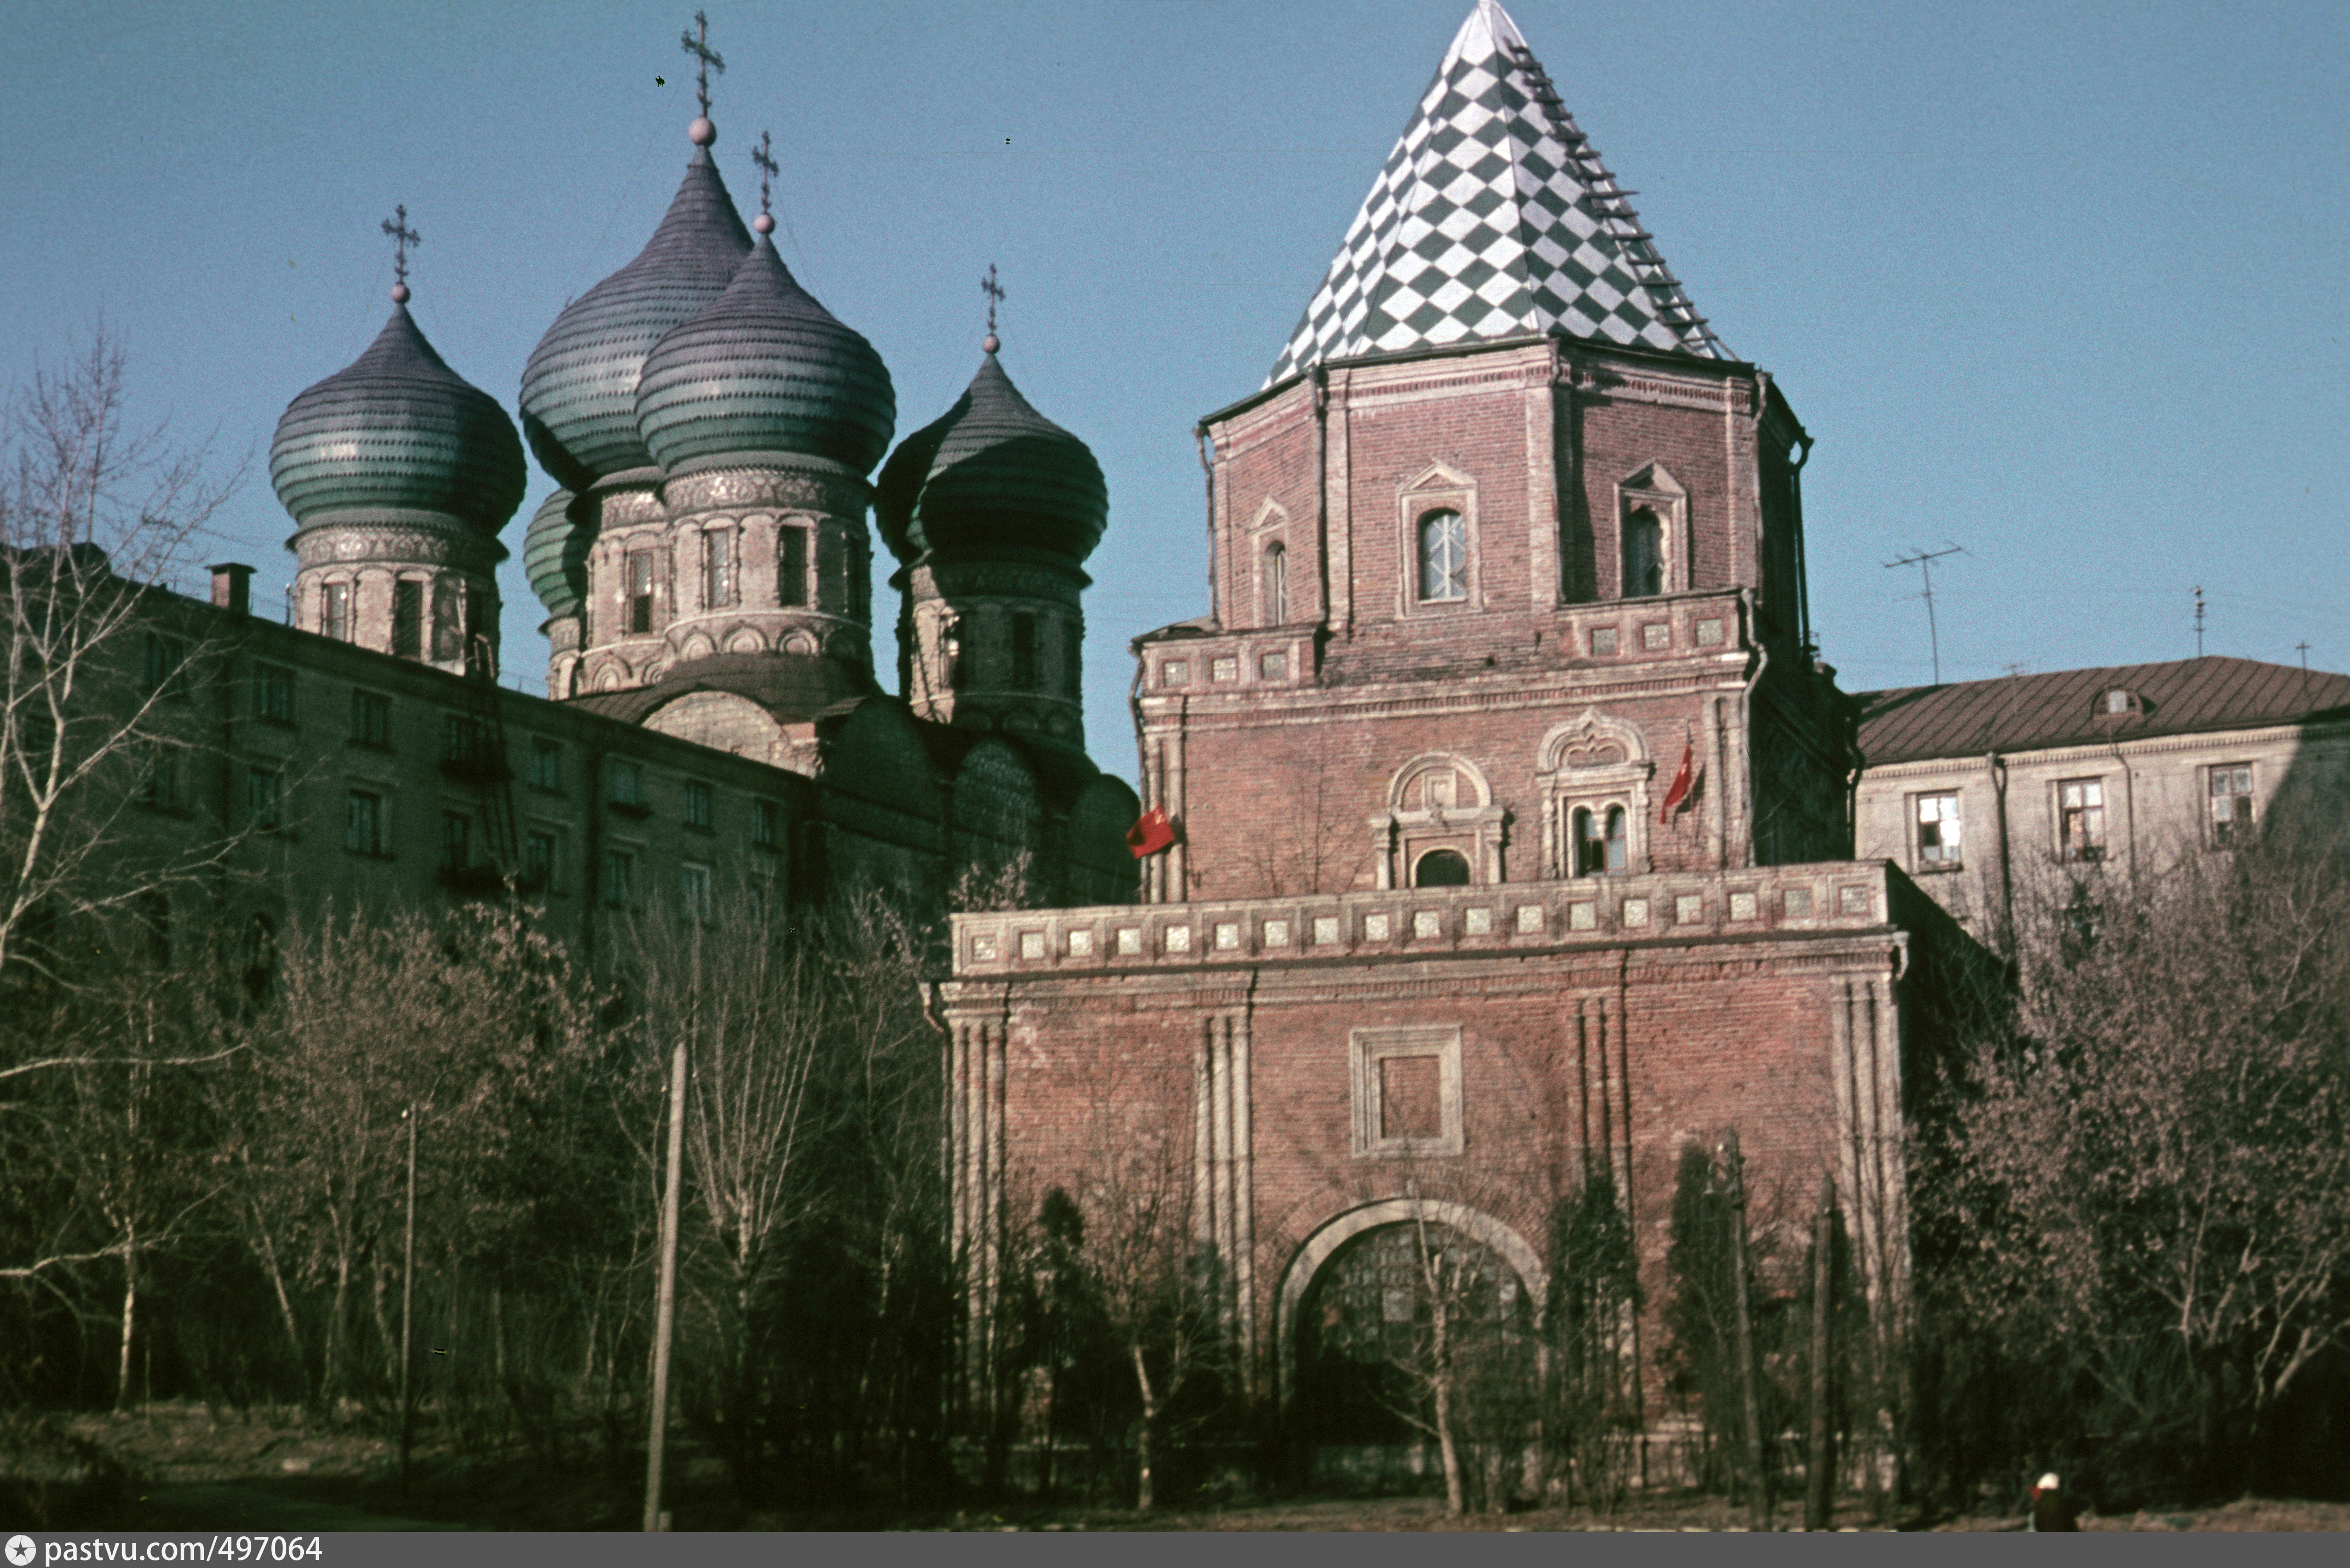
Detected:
[{"left": 133, "top": 1484, "right": 466, "bottom": 1533}]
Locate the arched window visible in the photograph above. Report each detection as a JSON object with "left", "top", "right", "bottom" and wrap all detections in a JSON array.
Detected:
[
  {"left": 1417, "top": 510, "right": 1467, "bottom": 602},
  {"left": 1622, "top": 506, "right": 1663, "bottom": 598},
  {"left": 1574, "top": 806, "right": 1628, "bottom": 876},
  {"left": 1414, "top": 847, "right": 1471, "bottom": 887},
  {"left": 1265, "top": 542, "right": 1289, "bottom": 625}
]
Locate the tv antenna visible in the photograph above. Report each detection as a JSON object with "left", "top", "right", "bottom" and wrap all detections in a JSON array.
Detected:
[
  {"left": 2193, "top": 585, "right": 2206, "bottom": 658},
  {"left": 1884, "top": 543, "right": 1965, "bottom": 685}
]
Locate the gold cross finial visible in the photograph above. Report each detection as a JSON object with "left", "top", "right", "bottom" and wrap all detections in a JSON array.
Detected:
[
  {"left": 680, "top": 10, "right": 724, "bottom": 120},
  {"left": 751, "top": 131, "right": 778, "bottom": 217},
  {"left": 381, "top": 205, "right": 420, "bottom": 302},
  {"left": 981, "top": 264, "right": 1006, "bottom": 336}
]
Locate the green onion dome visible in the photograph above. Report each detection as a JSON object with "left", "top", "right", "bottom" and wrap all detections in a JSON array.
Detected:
[
  {"left": 633, "top": 237, "right": 896, "bottom": 479},
  {"left": 269, "top": 304, "right": 525, "bottom": 535},
  {"left": 875, "top": 350, "right": 1106, "bottom": 565},
  {"left": 522, "top": 489, "right": 587, "bottom": 621},
  {"left": 518, "top": 148, "right": 751, "bottom": 491}
]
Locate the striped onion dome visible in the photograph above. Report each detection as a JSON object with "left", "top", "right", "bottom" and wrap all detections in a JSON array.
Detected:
[
  {"left": 522, "top": 489, "right": 587, "bottom": 620},
  {"left": 269, "top": 304, "right": 524, "bottom": 535},
  {"left": 518, "top": 147, "right": 751, "bottom": 491},
  {"left": 875, "top": 349, "right": 1105, "bottom": 565},
  {"left": 634, "top": 237, "right": 895, "bottom": 479}
]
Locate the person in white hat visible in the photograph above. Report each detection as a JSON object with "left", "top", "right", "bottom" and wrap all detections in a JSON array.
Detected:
[{"left": 2029, "top": 1472, "right": 2080, "bottom": 1532}]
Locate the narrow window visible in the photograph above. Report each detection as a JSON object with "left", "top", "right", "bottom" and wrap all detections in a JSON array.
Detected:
[
  {"left": 1012, "top": 612, "right": 1039, "bottom": 689},
  {"left": 391, "top": 580, "right": 424, "bottom": 659},
  {"left": 530, "top": 739, "right": 562, "bottom": 792},
  {"left": 703, "top": 529, "right": 734, "bottom": 609},
  {"left": 1916, "top": 791, "right": 1962, "bottom": 870},
  {"left": 141, "top": 743, "right": 179, "bottom": 810},
  {"left": 347, "top": 791, "right": 381, "bottom": 855},
  {"left": 684, "top": 779, "right": 713, "bottom": 829},
  {"left": 439, "top": 811, "right": 470, "bottom": 871},
  {"left": 777, "top": 527, "right": 808, "bottom": 607},
  {"left": 465, "top": 587, "right": 493, "bottom": 674},
  {"left": 628, "top": 553, "right": 655, "bottom": 634},
  {"left": 751, "top": 799, "right": 780, "bottom": 848},
  {"left": 143, "top": 633, "right": 170, "bottom": 693},
  {"left": 680, "top": 862, "right": 714, "bottom": 923},
  {"left": 602, "top": 849, "right": 633, "bottom": 907},
  {"left": 1574, "top": 805, "right": 1628, "bottom": 875},
  {"left": 442, "top": 714, "right": 482, "bottom": 764},
  {"left": 1622, "top": 506, "right": 1663, "bottom": 598},
  {"left": 608, "top": 759, "right": 642, "bottom": 808},
  {"left": 1413, "top": 847, "right": 1472, "bottom": 887},
  {"left": 2209, "top": 765, "right": 2254, "bottom": 846},
  {"left": 247, "top": 768, "right": 282, "bottom": 830},
  {"left": 1063, "top": 621, "right": 1082, "bottom": 698},
  {"left": 350, "top": 690, "right": 389, "bottom": 747},
  {"left": 1417, "top": 510, "right": 1467, "bottom": 602},
  {"left": 939, "top": 614, "right": 963, "bottom": 689},
  {"left": 431, "top": 577, "right": 462, "bottom": 662},
  {"left": 1265, "top": 542, "right": 1290, "bottom": 625},
  {"left": 253, "top": 664, "right": 294, "bottom": 723},
  {"left": 525, "top": 830, "right": 557, "bottom": 887},
  {"left": 323, "top": 581, "right": 352, "bottom": 642},
  {"left": 2058, "top": 779, "right": 2106, "bottom": 862}
]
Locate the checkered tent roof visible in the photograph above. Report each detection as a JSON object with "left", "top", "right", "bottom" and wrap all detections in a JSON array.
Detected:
[{"left": 1266, "top": 0, "right": 1726, "bottom": 387}]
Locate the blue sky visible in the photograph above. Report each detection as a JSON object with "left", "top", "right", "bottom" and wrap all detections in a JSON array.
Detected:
[{"left": 5, "top": 0, "right": 2344, "bottom": 774}]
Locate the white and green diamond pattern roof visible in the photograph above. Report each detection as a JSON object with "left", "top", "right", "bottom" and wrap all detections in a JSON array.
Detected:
[{"left": 1265, "top": 0, "right": 1727, "bottom": 386}]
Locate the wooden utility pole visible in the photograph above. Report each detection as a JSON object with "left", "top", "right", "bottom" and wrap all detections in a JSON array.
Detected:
[
  {"left": 1805, "top": 1173, "right": 1836, "bottom": 1531},
  {"left": 643, "top": 1034, "right": 689, "bottom": 1533},
  {"left": 398, "top": 1104, "right": 419, "bottom": 1498},
  {"left": 1723, "top": 1131, "right": 1769, "bottom": 1532}
]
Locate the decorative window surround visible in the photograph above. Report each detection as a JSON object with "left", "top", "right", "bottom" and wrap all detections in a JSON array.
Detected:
[
  {"left": 1350, "top": 1025, "right": 1464, "bottom": 1158},
  {"left": 1372, "top": 751, "right": 1506, "bottom": 889},
  {"left": 1537, "top": 709, "right": 1656, "bottom": 877},
  {"left": 1615, "top": 462, "right": 1689, "bottom": 600},
  {"left": 1396, "top": 461, "right": 1478, "bottom": 618}
]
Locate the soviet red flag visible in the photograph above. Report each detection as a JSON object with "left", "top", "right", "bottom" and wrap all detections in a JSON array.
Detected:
[
  {"left": 1659, "top": 743, "right": 1695, "bottom": 825},
  {"left": 1126, "top": 805, "right": 1176, "bottom": 858}
]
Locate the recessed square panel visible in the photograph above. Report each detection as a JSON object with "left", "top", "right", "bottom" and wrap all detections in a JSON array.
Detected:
[
  {"left": 1211, "top": 655, "right": 1238, "bottom": 682},
  {"left": 1675, "top": 894, "right": 1704, "bottom": 924},
  {"left": 1517, "top": 903, "right": 1545, "bottom": 934},
  {"left": 1018, "top": 930, "right": 1045, "bottom": 960},
  {"left": 1116, "top": 926, "right": 1142, "bottom": 955},
  {"left": 1590, "top": 625, "right": 1619, "bottom": 656},
  {"left": 1622, "top": 897, "right": 1649, "bottom": 927},
  {"left": 1569, "top": 901, "right": 1597, "bottom": 930},
  {"left": 1839, "top": 885, "right": 1870, "bottom": 916},
  {"left": 1313, "top": 915, "right": 1340, "bottom": 945},
  {"left": 1464, "top": 906, "right": 1493, "bottom": 935},
  {"left": 1695, "top": 618, "right": 1725, "bottom": 646},
  {"left": 1264, "top": 918, "right": 1291, "bottom": 947},
  {"left": 1215, "top": 921, "right": 1242, "bottom": 950},
  {"left": 1729, "top": 890, "right": 1757, "bottom": 921},
  {"left": 1067, "top": 928, "right": 1094, "bottom": 957},
  {"left": 1413, "top": 909, "right": 1442, "bottom": 939},
  {"left": 1784, "top": 887, "right": 1813, "bottom": 918},
  {"left": 1642, "top": 622, "right": 1671, "bottom": 650}
]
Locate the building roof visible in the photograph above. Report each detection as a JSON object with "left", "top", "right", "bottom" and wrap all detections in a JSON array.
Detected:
[
  {"left": 1855, "top": 657, "right": 2350, "bottom": 766},
  {"left": 875, "top": 349, "right": 1107, "bottom": 567},
  {"left": 1264, "top": 0, "right": 1724, "bottom": 388}
]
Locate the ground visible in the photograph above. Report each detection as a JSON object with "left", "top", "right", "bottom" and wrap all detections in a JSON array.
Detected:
[{"left": 6, "top": 1405, "right": 2345, "bottom": 1532}]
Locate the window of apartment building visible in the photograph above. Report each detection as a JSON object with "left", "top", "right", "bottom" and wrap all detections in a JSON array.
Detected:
[
  {"left": 350, "top": 689, "right": 390, "bottom": 748},
  {"left": 347, "top": 791, "right": 383, "bottom": 856},
  {"left": 1012, "top": 612, "right": 1039, "bottom": 690},
  {"left": 627, "top": 552, "right": 656, "bottom": 634},
  {"left": 751, "top": 798, "right": 781, "bottom": 849},
  {"left": 703, "top": 529, "right": 734, "bottom": 609},
  {"left": 609, "top": 759, "right": 643, "bottom": 809},
  {"left": 1573, "top": 804, "right": 1629, "bottom": 876},
  {"left": 1417, "top": 510, "right": 1467, "bottom": 603},
  {"left": 439, "top": 811, "right": 471, "bottom": 872},
  {"left": 683, "top": 779, "right": 713, "bottom": 830},
  {"left": 247, "top": 767, "right": 282, "bottom": 830},
  {"left": 530, "top": 738, "right": 562, "bottom": 792},
  {"left": 602, "top": 848, "right": 634, "bottom": 907},
  {"left": 1622, "top": 506, "right": 1664, "bottom": 598},
  {"left": 142, "top": 633, "right": 188, "bottom": 698},
  {"left": 2209, "top": 764, "right": 2254, "bottom": 847},
  {"left": 252, "top": 663, "right": 294, "bottom": 723},
  {"left": 777, "top": 526, "right": 808, "bottom": 608},
  {"left": 141, "top": 743, "right": 179, "bottom": 811},
  {"left": 1915, "top": 791, "right": 1962, "bottom": 871},
  {"left": 442, "top": 714, "right": 483, "bottom": 764},
  {"left": 391, "top": 580, "right": 424, "bottom": 659},
  {"left": 323, "top": 581, "right": 353, "bottom": 642},
  {"left": 1265, "top": 542, "right": 1289, "bottom": 625},
  {"left": 2058, "top": 778, "right": 2106, "bottom": 862},
  {"left": 525, "top": 829, "right": 557, "bottom": 888},
  {"left": 679, "top": 861, "right": 714, "bottom": 924}
]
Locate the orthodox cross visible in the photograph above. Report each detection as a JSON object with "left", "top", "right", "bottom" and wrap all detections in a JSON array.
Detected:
[
  {"left": 382, "top": 205, "right": 420, "bottom": 297},
  {"left": 680, "top": 10, "right": 724, "bottom": 119},
  {"left": 981, "top": 264, "right": 1006, "bottom": 336},
  {"left": 751, "top": 131, "right": 778, "bottom": 217}
]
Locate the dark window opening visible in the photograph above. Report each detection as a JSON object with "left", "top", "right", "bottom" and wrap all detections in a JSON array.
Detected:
[
  {"left": 1622, "top": 506, "right": 1663, "bottom": 598},
  {"left": 1413, "top": 847, "right": 1472, "bottom": 887},
  {"left": 1574, "top": 805, "right": 1628, "bottom": 876},
  {"left": 350, "top": 690, "right": 389, "bottom": 747},
  {"left": 777, "top": 527, "right": 808, "bottom": 608},
  {"left": 392, "top": 580, "right": 424, "bottom": 658},
  {"left": 628, "top": 553, "right": 655, "bottom": 635},
  {"left": 1012, "top": 612, "right": 1039, "bottom": 689}
]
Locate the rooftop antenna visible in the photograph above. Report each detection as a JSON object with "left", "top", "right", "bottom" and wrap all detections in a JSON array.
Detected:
[
  {"left": 980, "top": 264, "right": 1006, "bottom": 353},
  {"left": 381, "top": 205, "right": 420, "bottom": 305},
  {"left": 1884, "top": 542, "right": 1965, "bottom": 686},
  {"left": 2297, "top": 640, "right": 2312, "bottom": 710},
  {"left": 680, "top": 9, "right": 724, "bottom": 144},
  {"left": 2193, "top": 586, "right": 2206, "bottom": 658},
  {"left": 749, "top": 131, "right": 778, "bottom": 236}
]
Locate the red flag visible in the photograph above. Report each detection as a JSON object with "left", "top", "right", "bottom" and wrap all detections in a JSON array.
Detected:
[
  {"left": 1126, "top": 805, "right": 1176, "bottom": 858},
  {"left": 1659, "top": 743, "right": 1695, "bottom": 825}
]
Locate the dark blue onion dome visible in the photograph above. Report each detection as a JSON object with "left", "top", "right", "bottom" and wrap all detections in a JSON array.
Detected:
[
  {"left": 522, "top": 489, "right": 587, "bottom": 621},
  {"left": 875, "top": 349, "right": 1106, "bottom": 565},
  {"left": 634, "top": 237, "right": 895, "bottom": 479},
  {"left": 518, "top": 147, "right": 752, "bottom": 491},
  {"left": 270, "top": 304, "right": 525, "bottom": 535}
]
